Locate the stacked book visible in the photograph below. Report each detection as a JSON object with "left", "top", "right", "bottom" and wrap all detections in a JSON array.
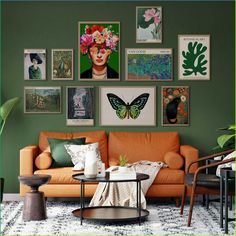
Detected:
[{"left": 109, "top": 168, "right": 136, "bottom": 180}]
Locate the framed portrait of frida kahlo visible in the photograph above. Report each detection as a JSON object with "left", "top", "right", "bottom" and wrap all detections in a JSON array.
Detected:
[{"left": 78, "top": 21, "right": 120, "bottom": 81}]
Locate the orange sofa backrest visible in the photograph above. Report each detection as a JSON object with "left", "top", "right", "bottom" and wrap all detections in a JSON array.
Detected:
[
  {"left": 39, "top": 130, "right": 108, "bottom": 165},
  {"left": 108, "top": 132, "right": 180, "bottom": 165}
]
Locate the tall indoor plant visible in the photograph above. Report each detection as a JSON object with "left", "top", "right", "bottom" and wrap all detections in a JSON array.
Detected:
[
  {"left": 0, "top": 97, "right": 20, "bottom": 202},
  {"left": 216, "top": 124, "right": 235, "bottom": 149}
]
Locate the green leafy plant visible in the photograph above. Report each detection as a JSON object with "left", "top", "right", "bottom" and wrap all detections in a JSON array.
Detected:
[
  {"left": 0, "top": 97, "right": 20, "bottom": 135},
  {"left": 216, "top": 124, "right": 235, "bottom": 149},
  {"left": 118, "top": 155, "right": 128, "bottom": 167},
  {"left": 182, "top": 42, "right": 208, "bottom": 76}
]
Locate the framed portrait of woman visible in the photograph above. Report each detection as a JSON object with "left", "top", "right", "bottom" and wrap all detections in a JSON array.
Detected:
[
  {"left": 78, "top": 21, "right": 120, "bottom": 81},
  {"left": 24, "top": 49, "right": 46, "bottom": 80}
]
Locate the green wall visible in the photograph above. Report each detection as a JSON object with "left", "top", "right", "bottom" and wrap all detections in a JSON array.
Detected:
[{"left": 1, "top": 1, "right": 235, "bottom": 193}]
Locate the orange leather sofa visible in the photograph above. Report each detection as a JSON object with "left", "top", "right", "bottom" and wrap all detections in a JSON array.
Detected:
[{"left": 20, "top": 130, "right": 198, "bottom": 198}]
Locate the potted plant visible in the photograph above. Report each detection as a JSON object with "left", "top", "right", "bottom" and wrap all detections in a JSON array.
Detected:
[
  {"left": 118, "top": 154, "right": 128, "bottom": 172},
  {"left": 0, "top": 97, "right": 20, "bottom": 202},
  {"left": 216, "top": 124, "right": 235, "bottom": 149}
]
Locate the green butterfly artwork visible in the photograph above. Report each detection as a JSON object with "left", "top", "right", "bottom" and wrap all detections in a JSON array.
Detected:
[{"left": 107, "top": 93, "right": 149, "bottom": 119}]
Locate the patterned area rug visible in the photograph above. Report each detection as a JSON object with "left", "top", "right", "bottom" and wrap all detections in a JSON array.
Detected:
[{"left": 1, "top": 201, "right": 234, "bottom": 235}]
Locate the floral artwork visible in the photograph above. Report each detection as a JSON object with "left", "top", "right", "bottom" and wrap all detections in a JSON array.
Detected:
[
  {"left": 126, "top": 48, "right": 172, "bottom": 81},
  {"left": 136, "top": 7, "right": 162, "bottom": 43},
  {"left": 24, "top": 49, "right": 46, "bottom": 80},
  {"left": 67, "top": 86, "right": 94, "bottom": 126},
  {"left": 162, "top": 86, "right": 189, "bottom": 126},
  {"left": 52, "top": 49, "right": 73, "bottom": 80},
  {"left": 78, "top": 22, "right": 120, "bottom": 80},
  {"left": 100, "top": 86, "right": 156, "bottom": 126},
  {"left": 24, "top": 87, "right": 61, "bottom": 113},
  {"left": 178, "top": 35, "right": 210, "bottom": 80}
]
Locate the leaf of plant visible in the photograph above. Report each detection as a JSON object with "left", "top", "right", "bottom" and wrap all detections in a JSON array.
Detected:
[
  {"left": 0, "top": 97, "right": 20, "bottom": 121},
  {"left": 217, "top": 134, "right": 235, "bottom": 148}
]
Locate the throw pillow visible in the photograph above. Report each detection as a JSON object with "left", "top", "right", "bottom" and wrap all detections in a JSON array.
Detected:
[
  {"left": 47, "top": 137, "right": 86, "bottom": 167},
  {"left": 164, "top": 151, "right": 184, "bottom": 170},
  {"left": 65, "top": 142, "right": 101, "bottom": 170},
  {"left": 35, "top": 151, "right": 52, "bottom": 170},
  {"left": 216, "top": 151, "right": 236, "bottom": 177}
]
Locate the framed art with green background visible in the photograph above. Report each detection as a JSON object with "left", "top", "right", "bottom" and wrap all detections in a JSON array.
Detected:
[
  {"left": 162, "top": 86, "right": 189, "bottom": 126},
  {"left": 178, "top": 35, "right": 210, "bottom": 80},
  {"left": 78, "top": 21, "right": 120, "bottom": 80}
]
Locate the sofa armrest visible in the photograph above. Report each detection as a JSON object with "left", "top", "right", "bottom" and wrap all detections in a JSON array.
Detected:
[
  {"left": 180, "top": 145, "right": 199, "bottom": 173},
  {"left": 20, "top": 145, "right": 39, "bottom": 196},
  {"left": 20, "top": 145, "right": 39, "bottom": 175}
]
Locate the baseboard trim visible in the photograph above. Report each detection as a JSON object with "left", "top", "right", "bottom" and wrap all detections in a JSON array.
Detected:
[{"left": 3, "top": 194, "right": 22, "bottom": 201}]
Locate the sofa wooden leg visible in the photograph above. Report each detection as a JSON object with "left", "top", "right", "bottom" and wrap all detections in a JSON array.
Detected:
[
  {"left": 180, "top": 185, "right": 186, "bottom": 215},
  {"left": 175, "top": 198, "right": 180, "bottom": 207},
  {"left": 187, "top": 186, "right": 196, "bottom": 227}
]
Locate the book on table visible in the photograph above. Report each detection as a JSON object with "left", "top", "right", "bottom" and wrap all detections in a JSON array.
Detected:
[{"left": 109, "top": 169, "right": 137, "bottom": 180}]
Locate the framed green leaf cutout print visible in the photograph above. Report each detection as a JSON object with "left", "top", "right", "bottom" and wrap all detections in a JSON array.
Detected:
[{"left": 178, "top": 35, "right": 210, "bottom": 80}]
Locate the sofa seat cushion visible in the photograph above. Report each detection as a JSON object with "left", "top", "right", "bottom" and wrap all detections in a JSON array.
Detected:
[
  {"left": 35, "top": 167, "right": 87, "bottom": 184},
  {"left": 153, "top": 168, "right": 184, "bottom": 184}
]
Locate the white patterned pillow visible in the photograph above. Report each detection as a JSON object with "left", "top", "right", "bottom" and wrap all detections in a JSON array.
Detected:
[{"left": 65, "top": 142, "right": 101, "bottom": 170}]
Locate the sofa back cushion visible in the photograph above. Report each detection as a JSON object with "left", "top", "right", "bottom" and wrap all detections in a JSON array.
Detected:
[
  {"left": 39, "top": 130, "right": 108, "bottom": 165},
  {"left": 108, "top": 132, "right": 180, "bottom": 166}
]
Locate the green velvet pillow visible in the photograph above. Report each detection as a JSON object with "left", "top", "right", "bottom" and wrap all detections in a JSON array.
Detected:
[{"left": 47, "top": 138, "right": 86, "bottom": 167}]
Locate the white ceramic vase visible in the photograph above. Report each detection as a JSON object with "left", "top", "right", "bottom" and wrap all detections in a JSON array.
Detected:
[{"left": 84, "top": 150, "right": 98, "bottom": 178}]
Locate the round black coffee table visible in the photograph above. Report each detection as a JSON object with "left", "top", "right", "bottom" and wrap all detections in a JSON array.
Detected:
[
  {"left": 72, "top": 173, "right": 149, "bottom": 225},
  {"left": 18, "top": 174, "right": 51, "bottom": 221}
]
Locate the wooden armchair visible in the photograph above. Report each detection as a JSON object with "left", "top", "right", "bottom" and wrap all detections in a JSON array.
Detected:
[{"left": 180, "top": 149, "right": 235, "bottom": 227}]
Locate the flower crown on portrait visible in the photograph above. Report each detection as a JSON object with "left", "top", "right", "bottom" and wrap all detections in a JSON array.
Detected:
[{"left": 80, "top": 24, "right": 119, "bottom": 55}]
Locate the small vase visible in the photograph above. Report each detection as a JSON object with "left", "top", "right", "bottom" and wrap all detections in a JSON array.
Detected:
[{"left": 84, "top": 150, "right": 98, "bottom": 178}]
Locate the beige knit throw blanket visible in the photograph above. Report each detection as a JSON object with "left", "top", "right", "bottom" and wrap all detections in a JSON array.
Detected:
[{"left": 89, "top": 161, "right": 166, "bottom": 209}]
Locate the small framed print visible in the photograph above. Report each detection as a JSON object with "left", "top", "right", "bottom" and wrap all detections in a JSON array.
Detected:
[
  {"left": 125, "top": 48, "right": 173, "bottom": 81},
  {"left": 78, "top": 21, "right": 120, "bottom": 80},
  {"left": 24, "top": 49, "right": 46, "bottom": 80},
  {"left": 52, "top": 49, "right": 73, "bottom": 80},
  {"left": 136, "top": 6, "right": 162, "bottom": 43},
  {"left": 66, "top": 86, "right": 94, "bottom": 126},
  {"left": 162, "top": 86, "right": 189, "bottom": 126},
  {"left": 24, "top": 87, "right": 61, "bottom": 113},
  {"left": 100, "top": 86, "right": 156, "bottom": 126},
  {"left": 178, "top": 35, "right": 210, "bottom": 80}
]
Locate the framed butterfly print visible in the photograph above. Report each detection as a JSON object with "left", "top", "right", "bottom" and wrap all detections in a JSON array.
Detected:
[
  {"left": 161, "top": 86, "right": 190, "bottom": 126},
  {"left": 100, "top": 86, "right": 156, "bottom": 126}
]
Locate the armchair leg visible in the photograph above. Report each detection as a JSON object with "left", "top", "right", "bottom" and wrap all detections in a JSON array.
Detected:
[
  {"left": 180, "top": 185, "right": 186, "bottom": 215},
  {"left": 188, "top": 185, "right": 196, "bottom": 227}
]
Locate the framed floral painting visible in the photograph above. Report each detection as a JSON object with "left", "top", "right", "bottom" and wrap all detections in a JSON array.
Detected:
[
  {"left": 24, "top": 87, "right": 61, "bottom": 113},
  {"left": 100, "top": 86, "right": 156, "bottom": 126},
  {"left": 162, "top": 86, "right": 189, "bottom": 126},
  {"left": 78, "top": 21, "right": 120, "bottom": 80},
  {"left": 66, "top": 86, "right": 94, "bottom": 126},
  {"left": 125, "top": 48, "right": 172, "bottom": 81},
  {"left": 136, "top": 6, "right": 162, "bottom": 43},
  {"left": 52, "top": 49, "right": 73, "bottom": 80},
  {"left": 24, "top": 49, "right": 46, "bottom": 80},
  {"left": 178, "top": 35, "right": 210, "bottom": 80}
]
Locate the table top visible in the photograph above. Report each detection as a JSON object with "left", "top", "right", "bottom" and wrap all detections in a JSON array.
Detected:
[
  {"left": 18, "top": 174, "right": 51, "bottom": 187},
  {"left": 72, "top": 173, "right": 149, "bottom": 183}
]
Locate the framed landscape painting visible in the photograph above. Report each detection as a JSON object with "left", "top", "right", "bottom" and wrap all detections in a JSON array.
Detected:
[
  {"left": 136, "top": 6, "right": 162, "bottom": 43},
  {"left": 24, "top": 49, "right": 46, "bottom": 80},
  {"left": 178, "top": 35, "right": 210, "bottom": 80},
  {"left": 162, "top": 86, "right": 189, "bottom": 126},
  {"left": 24, "top": 87, "right": 61, "bottom": 113},
  {"left": 78, "top": 21, "right": 120, "bottom": 80},
  {"left": 100, "top": 86, "right": 156, "bottom": 126},
  {"left": 125, "top": 48, "right": 172, "bottom": 81},
  {"left": 52, "top": 49, "right": 73, "bottom": 80},
  {"left": 66, "top": 86, "right": 94, "bottom": 126}
]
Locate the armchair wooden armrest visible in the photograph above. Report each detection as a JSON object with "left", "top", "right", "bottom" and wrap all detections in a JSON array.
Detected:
[{"left": 187, "top": 149, "right": 234, "bottom": 173}]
